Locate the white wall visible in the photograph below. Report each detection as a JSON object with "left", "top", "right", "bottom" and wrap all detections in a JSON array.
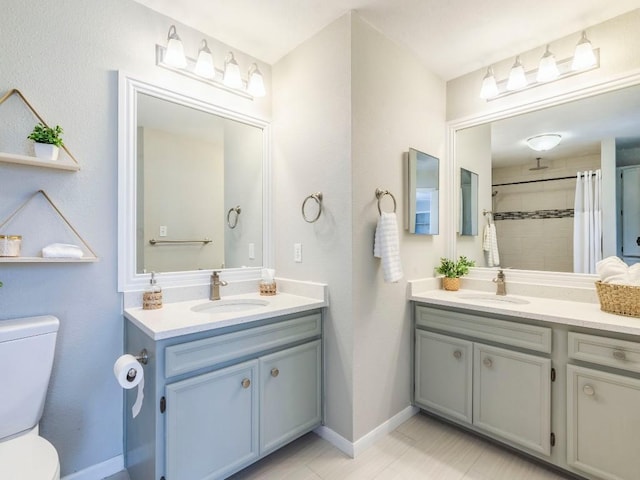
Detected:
[
  {"left": 350, "top": 15, "right": 446, "bottom": 440},
  {"left": 0, "top": 0, "right": 270, "bottom": 475},
  {"left": 273, "top": 12, "right": 446, "bottom": 443}
]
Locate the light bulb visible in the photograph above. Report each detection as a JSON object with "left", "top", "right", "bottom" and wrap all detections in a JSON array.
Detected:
[
  {"left": 506, "top": 56, "right": 527, "bottom": 91},
  {"left": 480, "top": 67, "right": 498, "bottom": 99},
  {"left": 194, "top": 40, "right": 215, "bottom": 79},
  {"left": 164, "top": 25, "right": 187, "bottom": 68},
  {"left": 572, "top": 31, "right": 596, "bottom": 71},
  {"left": 536, "top": 46, "right": 559, "bottom": 83},
  {"left": 247, "top": 64, "right": 266, "bottom": 97},
  {"left": 223, "top": 52, "right": 243, "bottom": 89}
]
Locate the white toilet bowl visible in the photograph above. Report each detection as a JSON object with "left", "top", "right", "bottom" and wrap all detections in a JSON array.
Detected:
[{"left": 0, "top": 429, "right": 60, "bottom": 480}]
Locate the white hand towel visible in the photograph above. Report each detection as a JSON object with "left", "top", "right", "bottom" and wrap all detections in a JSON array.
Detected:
[
  {"left": 482, "top": 224, "right": 500, "bottom": 267},
  {"left": 597, "top": 256, "right": 630, "bottom": 283},
  {"left": 374, "top": 212, "right": 403, "bottom": 283},
  {"left": 42, "top": 243, "right": 84, "bottom": 258}
]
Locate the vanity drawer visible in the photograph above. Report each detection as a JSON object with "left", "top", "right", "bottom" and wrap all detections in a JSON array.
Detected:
[
  {"left": 568, "top": 332, "right": 640, "bottom": 373},
  {"left": 415, "top": 305, "right": 551, "bottom": 354},
  {"left": 165, "top": 313, "right": 322, "bottom": 378}
]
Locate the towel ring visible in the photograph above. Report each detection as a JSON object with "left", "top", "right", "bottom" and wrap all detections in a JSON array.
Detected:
[
  {"left": 375, "top": 188, "right": 397, "bottom": 215},
  {"left": 302, "top": 192, "right": 323, "bottom": 223},
  {"left": 227, "top": 206, "right": 241, "bottom": 229}
]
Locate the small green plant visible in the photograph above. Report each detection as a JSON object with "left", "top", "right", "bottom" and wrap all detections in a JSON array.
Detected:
[
  {"left": 27, "top": 123, "right": 64, "bottom": 147},
  {"left": 436, "top": 256, "right": 475, "bottom": 278}
]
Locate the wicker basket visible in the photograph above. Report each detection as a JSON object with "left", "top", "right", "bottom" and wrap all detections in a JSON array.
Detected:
[
  {"left": 259, "top": 282, "right": 277, "bottom": 296},
  {"left": 595, "top": 281, "right": 640, "bottom": 317}
]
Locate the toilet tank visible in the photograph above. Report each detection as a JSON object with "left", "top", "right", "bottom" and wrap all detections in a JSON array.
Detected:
[{"left": 0, "top": 315, "right": 59, "bottom": 441}]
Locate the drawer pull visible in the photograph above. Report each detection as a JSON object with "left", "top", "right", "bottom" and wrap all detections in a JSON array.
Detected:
[
  {"left": 241, "top": 378, "right": 251, "bottom": 389},
  {"left": 483, "top": 357, "right": 493, "bottom": 368},
  {"left": 583, "top": 384, "right": 595, "bottom": 396},
  {"left": 453, "top": 350, "right": 462, "bottom": 359},
  {"left": 271, "top": 368, "right": 280, "bottom": 378},
  {"left": 613, "top": 350, "right": 627, "bottom": 361}
]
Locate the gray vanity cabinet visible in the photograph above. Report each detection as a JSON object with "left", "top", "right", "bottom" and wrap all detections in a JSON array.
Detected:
[
  {"left": 124, "top": 310, "right": 323, "bottom": 480},
  {"left": 567, "top": 331, "right": 640, "bottom": 480},
  {"left": 165, "top": 360, "right": 260, "bottom": 480},
  {"left": 414, "top": 305, "right": 552, "bottom": 457},
  {"left": 415, "top": 329, "right": 473, "bottom": 423},
  {"left": 474, "top": 343, "right": 551, "bottom": 455}
]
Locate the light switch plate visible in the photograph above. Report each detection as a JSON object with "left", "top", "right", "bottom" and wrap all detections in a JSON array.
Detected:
[{"left": 294, "top": 243, "right": 302, "bottom": 263}]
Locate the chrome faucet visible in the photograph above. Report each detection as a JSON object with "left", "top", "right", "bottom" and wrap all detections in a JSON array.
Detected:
[
  {"left": 210, "top": 271, "right": 228, "bottom": 301},
  {"left": 493, "top": 269, "right": 507, "bottom": 296}
]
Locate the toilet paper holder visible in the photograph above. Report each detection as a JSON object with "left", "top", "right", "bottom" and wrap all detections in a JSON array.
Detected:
[{"left": 135, "top": 349, "right": 148, "bottom": 365}]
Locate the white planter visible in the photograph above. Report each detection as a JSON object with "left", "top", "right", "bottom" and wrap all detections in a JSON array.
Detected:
[{"left": 34, "top": 143, "right": 59, "bottom": 161}]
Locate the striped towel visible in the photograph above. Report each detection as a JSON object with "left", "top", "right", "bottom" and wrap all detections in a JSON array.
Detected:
[
  {"left": 483, "top": 223, "right": 500, "bottom": 267},
  {"left": 374, "top": 212, "right": 403, "bottom": 283}
]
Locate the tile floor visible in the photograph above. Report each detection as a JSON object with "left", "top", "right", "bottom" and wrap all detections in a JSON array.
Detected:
[{"left": 106, "top": 413, "right": 575, "bottom": 480}]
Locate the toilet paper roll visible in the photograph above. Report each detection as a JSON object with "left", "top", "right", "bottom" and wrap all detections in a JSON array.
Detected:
[{"left": 113, "top": 354, "right": 144, "bottom": 418}]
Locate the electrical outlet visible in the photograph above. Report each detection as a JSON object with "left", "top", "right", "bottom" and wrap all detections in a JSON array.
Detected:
[
  {"left": 294, "top": 243, "right": 302, "bottom": 263},
  {"left": 249, "top": 243, "right": 255, "bottom": 260},
  {"left": 159, "top": 225, "right": 168, "bottom": 237}
]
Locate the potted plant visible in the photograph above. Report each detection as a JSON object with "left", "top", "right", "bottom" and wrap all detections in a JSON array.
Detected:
[
  {"left": 436, "top": 256, "right": 475, "bottom": 291},
  {"left": 27, "top": 123, "right": 64, "bottom": 161}
]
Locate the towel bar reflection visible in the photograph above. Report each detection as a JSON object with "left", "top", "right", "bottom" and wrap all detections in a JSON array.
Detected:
[
  {"left": 375, "top": 188, "right": 397, "bottom": 215},
  {"left": 302, "top": 192, "right": 323, "bottom": 223},
  {"left": 149, "top": 238, "right": 212, "bottom": 245},
  {"left": 227, "top": 206, "right": 241, "bottom": 229}
]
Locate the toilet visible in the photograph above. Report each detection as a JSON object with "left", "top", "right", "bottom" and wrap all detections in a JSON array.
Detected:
[{"left": 0, "top": 315, "right": 61, "bottom": 479}]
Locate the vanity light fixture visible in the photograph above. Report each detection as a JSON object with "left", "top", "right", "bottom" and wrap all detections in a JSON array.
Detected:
[
  {"left": 506, "top": 56, "right": 527, "bottom": 91},
  {"left": 155, "top": 26, "right": 266, "bottom": 100},
  {"left": 247, "top": 64, "right": 266, "bottom": 98},
  {"left": 164, "top": 25, "right": 187, "bottom": 68},
  {"left": 194, "top": 40, "right": 215, "bottom": 79},
  {"left": 526, "top": 133, "right": 562, "bottom": 152},
  {"left": 480, "top": 31, "right": 599, "bottom": 101},
  {"left": 572, "top": 31, "right": 597, "bottom": 71},
  {"left": 536, "top": 45, "right": 559, "bottom": 83},
  {"left": 479, "top": 67, "right": 499, "bottom": 99},
  {"left": 223, "top": 52, "right": 243, "bottom": 89}
]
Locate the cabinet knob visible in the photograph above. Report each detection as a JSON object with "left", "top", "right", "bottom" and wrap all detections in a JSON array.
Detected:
[
  {"left": 453, "top": 350, "right": 462, "bottom": 359},
  {"left": 483, "top": 357, "right": 493, "bottom": 368},
  {"left": 271, "top": 368, "right": 280, "bottom": 378},
  {"left": 241, "top": 378, "right": 251, "bottom": 389},
  {"left": 583, "top": 384, "right": 595, "bottom": 396},
  {"left": 612, "top": 350, "right": 626, "bottom": 361}
]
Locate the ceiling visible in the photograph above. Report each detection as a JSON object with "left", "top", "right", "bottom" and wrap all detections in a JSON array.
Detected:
[{"left": 133, "top": 0, "right": 640, "bottom": 80}]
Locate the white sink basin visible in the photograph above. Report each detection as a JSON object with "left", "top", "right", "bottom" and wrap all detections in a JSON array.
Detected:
[
  {"left": 456, "top": 293, "right": 530, "bottom": 305},
  {"left": 191, "top": 299, "right": 270, "bottom": 314}
]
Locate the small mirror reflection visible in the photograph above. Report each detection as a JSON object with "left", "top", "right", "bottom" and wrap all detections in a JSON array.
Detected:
[
  {"left": 407, "top": 148, "right": 439, "bottom": 235},
  {"left": 460, "top": 168, "right": 478, "bottom": 236}
]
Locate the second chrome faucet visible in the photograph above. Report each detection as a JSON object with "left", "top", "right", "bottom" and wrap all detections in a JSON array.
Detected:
[{"left": 210, "top": 271, "right": 228, "bottom": 300}]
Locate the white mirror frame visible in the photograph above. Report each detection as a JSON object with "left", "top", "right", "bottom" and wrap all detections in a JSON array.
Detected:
[
  {"left": 445, "top": 71, "right": 640, "bottom": 287},
  {"left": 117, "top": 72, "right": 272, "bottom": 292}
]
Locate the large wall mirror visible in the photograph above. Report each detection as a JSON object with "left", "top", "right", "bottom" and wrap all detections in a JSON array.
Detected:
[
  {"left": 118, "top": 73, "right": 271, "bottom": 291},
  {"left": 453, "top": 81, "right": 640, "bottom": 274}
]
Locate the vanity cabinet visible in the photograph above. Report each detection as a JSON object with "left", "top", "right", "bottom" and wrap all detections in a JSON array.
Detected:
[
  {"left": 124, "top": 310, "right": 322, "bottom": 480},
  {"left": 414, "top": 306, "right": 552, "bottom": 456},
  {"left": 567, "top": 332, "right": 640, "bottom": 480}
]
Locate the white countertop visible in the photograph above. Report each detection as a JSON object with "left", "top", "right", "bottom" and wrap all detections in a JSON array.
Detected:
[
  {"left": 410, "top": 288, "right": 640, "bottom": 336},
  {"left": 125, "top": 291, "right": 327, "bottom": 340}
]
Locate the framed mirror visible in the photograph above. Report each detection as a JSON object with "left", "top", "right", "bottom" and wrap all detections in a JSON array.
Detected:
[
  {"left": 118, "top": 73, "right": 271, "bottom": 292},
  {"left": 459, "top": 168, "right": 478, "bottom": 236},
  {"left": 407, "top": 148, "right": 439, "bottom": 235},
  {"left": 450, "top": 79, "right": 640, "bottom": 274}
]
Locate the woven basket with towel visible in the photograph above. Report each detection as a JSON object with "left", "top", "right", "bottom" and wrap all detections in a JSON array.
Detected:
[{"left": 595, "top": 257, "right": 640, "bottom": 317}]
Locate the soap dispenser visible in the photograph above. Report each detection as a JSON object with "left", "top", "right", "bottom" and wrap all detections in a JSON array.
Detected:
[{"left": 143, "top": 272, "right": 163, "bottom": 310}]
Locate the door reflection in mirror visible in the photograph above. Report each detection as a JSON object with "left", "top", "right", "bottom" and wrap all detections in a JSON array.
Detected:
[{"left": 407, "top": 148, "right": 439, "bottom": 235}]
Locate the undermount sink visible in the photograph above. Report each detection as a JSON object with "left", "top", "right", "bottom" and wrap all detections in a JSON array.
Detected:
[
  {"left": 456, "top": 293, "right": 530, "bottom": 305},
  {"left": 191, "top": 299, "right": 270, "bottom": 314}
]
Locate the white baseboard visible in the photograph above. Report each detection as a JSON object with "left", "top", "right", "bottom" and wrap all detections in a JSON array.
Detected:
[
  {"left": 314, "top": 405, "right": 418, "bottom": 458},
  {"left": 61, "top": 455, "right": 124, "bottom": 480}
]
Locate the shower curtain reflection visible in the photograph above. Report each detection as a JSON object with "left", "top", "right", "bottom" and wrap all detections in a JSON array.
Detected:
[{"left": 573, "top": 170, "right": 602, "bottom": 273}]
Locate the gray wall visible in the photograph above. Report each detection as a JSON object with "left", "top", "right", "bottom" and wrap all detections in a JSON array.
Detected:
[{"left": 0, "top": 0, "right": 270, "bottom": 475}]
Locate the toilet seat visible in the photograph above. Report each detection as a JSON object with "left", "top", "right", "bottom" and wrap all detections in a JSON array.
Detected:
[{"left": 0, "top": 433, "right": 60, "bottom": 480}]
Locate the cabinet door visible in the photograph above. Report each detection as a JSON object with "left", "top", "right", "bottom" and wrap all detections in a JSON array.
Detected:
[
  {"left": 165, "top": 360, "right": 259, "bottom": 480},
  {"left": 474, "top": 343, "right": 551, "bottom": 455},
  {"left": 259, "top": 340, "right": 322, "bottom": 455},
  {"left": 567, "top": 365, "right": 640, "bottom": 480},
  {"left": 415, "top": 329, "right": 473, "bottom": 423}
]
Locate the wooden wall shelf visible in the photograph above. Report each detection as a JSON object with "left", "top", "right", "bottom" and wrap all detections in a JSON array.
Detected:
[{"left": 0, "top": 151, "right": 80, "bottom": 171}]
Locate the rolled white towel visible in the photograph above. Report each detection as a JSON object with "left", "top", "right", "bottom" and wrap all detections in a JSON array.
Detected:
[
  {"left": 42, "top": 243, "right": 83, "bottom": 258},
  {"left": 629, "top": 264, "right": 640, "bottom": 284},
  {"left": 596, "top": 256, "right": 629, "bottom": 283}
]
